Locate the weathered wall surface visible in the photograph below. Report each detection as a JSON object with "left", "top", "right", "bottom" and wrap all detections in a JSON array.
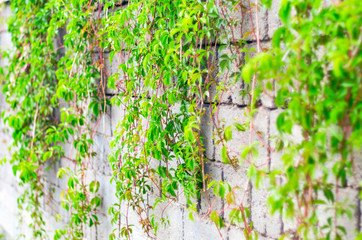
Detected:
[
  {"left": 0, "top": 1, "right": 360, "bottom": 240},
  {"left": 0, "top": 2, "right": 23, "bottom": 239}
]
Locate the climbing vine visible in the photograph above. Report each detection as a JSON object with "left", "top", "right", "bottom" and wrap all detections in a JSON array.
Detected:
[
  {"left": 1, "top": 0, "right": 106, "bottom": 239},
  {"left": 0, "top": 0, "right": 361, "bottom": 240},
  {"left": 242, "top": 0, "right": 362, "bottom": 239}
]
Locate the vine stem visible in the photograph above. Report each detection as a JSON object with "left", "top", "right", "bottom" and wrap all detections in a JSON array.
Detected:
[
  {"left": 248, "top": 0, "right": 261, "bottom": 156},
  {"left": 246, "top": 2, "right": 261, "bottom": 238}
]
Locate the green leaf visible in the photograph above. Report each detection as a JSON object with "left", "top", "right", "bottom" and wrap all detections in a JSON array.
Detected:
[
  {"left": 210, "top": 211, "right": 225, "bottom": 228},
  {"left": 234, "top": 123, "right": 246, "bottom": 132},
  {"left": 221, "top": 146, "right": 230, "bottom": 164},
  {"left": 279, "top": 0, "right": 291, "bottom": 25},
  {"left": 91, "top": 196, "right": 101, "bottom": 207},
  {"left": 188, "top": 212, "right": 194, "bottom": 222},
  {"left": 323, "top": 189, "right": 335, "bottom": 203},
  {"left": 241, "top": 63, "right": 253, "bottom": 84},
  {"left": 89, "top": 181, "right": 100, "bottom": 193},
  {"left": 68, "top": 177, "right": 75, "bottom": 190},
  {"left": 218, "top": 184, "right": 226, "bottom": 199},
  {"left": 224, "top": 126, "right": 232, "bottom": 141},
  {"left": 260, "top": 0, "right": 272, "bottom": 8}
]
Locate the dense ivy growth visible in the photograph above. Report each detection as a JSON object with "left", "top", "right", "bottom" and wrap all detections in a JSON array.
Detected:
[
  {"left": 0, "top": 0, "right": 361, "bottom": 239},
  {"left": 243, "top": 1, "right": 362, "bottom": 238}
]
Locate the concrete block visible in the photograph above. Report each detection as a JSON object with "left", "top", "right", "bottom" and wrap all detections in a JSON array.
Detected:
[
  {"left": 211, "top": 46, "right": 250, "bottom": 106},
  {"left": 0, "top": 32, "right": 11, "bottom": 49},
  {"left": 214, "top": 105, "right": 247, "bottom": 164},
  {"left": 281, "top": 216, "right": 297, "bottom": 237},
  {"left": 257, "top": 235, "right": 277, "bottom": 240},
  {"left": 93, "top": 214, "right": 114, "bottom": 240},
  {"left": 95, "top": 107, "right": 112, "bottom": 137},
  {"left": 201, "top": 105, "right": 214, "bottom": 160},
  {"left": 199, "top": 162, "right": 224, "bottom": 216},
  {"left": 0, "top": 180, "right": 20, "bottom": 240},
  {"left": 215, "top": 105, "right": 269, "bottom": 168},
  {"left": 269, "top": 109, "right": 283, "bottom": 171},
  {"left": 0, "top": 162, "right": 17, "bottom": 186},
  {"left": 260, "top": 81, "right": 277, "bottom": 109},
  {"left": 91, "top": 134, "right": 112, "bottom": 176},
  {"left": 104, "top": 51, "right": 130, "bottom": 95},
  {"left": 118, "top": 201, "right": 150, "bottom": 240},
  {"left": 222, "top": 164, "right": 251, "bottom": 226},
  {"left": 227, "top": 226, "right": 247, "bottom": 240},
  {"left": 155, "top": 204, "right": 184, "bottom": 240},
  {"left": 350, "top": 150, "right": 362, "bottom": 187},
  {"left": 251, "top": 183, "right": 282, "bottom": 238},
  {"left": 95, "top": 173, "right": 117, "bottom": 214},
  {"left": 184, "top": 216, "right": 228, "bottom": 240},
  {"left": 317, "top": 187, "right": 359, "bottom": 240},
  {"left": 0, "top": 5, "right": 10, "bottom": 33},
  {"left": 43, "top": 158, "right": 61, "bottom": 188},
  {"left": 148, "top": 157, "right": 161, "bottom": 197},
  {"left": 268, "top": 0, "right": 282, "bottom": 38},
  {"left": 44, "top": 185, "right": 63, "bottom": 213},
  {"left": 269, "top": 109, "right": 304, "bottom": 171},
  {"left": 111, "top": 104, "right": 125, "bottom": 135},
  {"left": 217, "top": 1, "right": 268, "bottom": 43},
  {"left": 322, "top": 0, "right": 334, "bottom": 7}
]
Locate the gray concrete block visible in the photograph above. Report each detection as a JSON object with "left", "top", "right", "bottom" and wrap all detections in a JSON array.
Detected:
[
  {"left": 93, "top": 214, "right": 114, "bottom": 240},
  {"left": 0, "top": 162, "right": 17, "bottom": 186},
  {"left": 119, "top": 202, "right": 150, "bottom": 240},
  {"left": 104, "top": 51, "right": 130, "bottom": 95},
  {"left": 199, "top": 162, "right": 224, "bottom": 216},
  {"left": 148, "top": 158, "right": 161, "bottom": 197},
  {"left": 155, "top": 204, "right": 184, "bottom": 240},
  {"left": 0, "top": 31, "right": 10, "bottom": 45},
  {"left": 251, "top": 183, "right": 282, "bottom": 238},
  {"left": 222, "top": 164, "right": 251, "bottom": 226},
  {"left": 260, "top": 80, "right": 277, "bottom": 109},
  {"left": 95, "top": 173, "right": 117, "bottom": 214},
  {"left": 0, "top": 5, "right": 10, "bottom": 33},
  {"left": 201, "top": 105, "right": 214, "bottom": 160},
  {"left": 317, "top": 187, "right": 359, "bottom": 240},
  {"left": 257, "top": 235, "right": 277, "bottom": 240},
  {"left": 269, "top": 109, "right": 284, "bottom": 171},
  {"left": 91, "top": 134, "right": 112, "bottom": 176},
  {"left": 350, "top": 150, "right": 362, "bottom": 187},
  {"left": 214, "top": 105, "right": 247, "bottom": 164},
  {"left": 217, "top": 1, "right": 268, "bottom": 43},
  {"left": 0, "top": 181, "right": 21, "bottom": 240},
  {"left": 215, "top": 105, "right": 269, "bottom": 168},
  {"left": 322, "top": 0, "right": 334, "bottom": 7},
  {"left": 268, "top": 0, "right": 282, "bottom": 38},
  {"left": 211, "top": 47, "right": 250, "bottom": 106},
  {"left": 95, "top": 108, "right": 112, "bottom": 136},
  {"left": 227, "top": 226, "right": 247, "bottom": 240},
  {"left": 111, "top": 104, "right": 125, "bottom": 135},
  {"left": 184, "top": 217, "right": 228, "bottom": 240},
  {"left": 269, "top": 109, "right": 304, "bottom": 171}
]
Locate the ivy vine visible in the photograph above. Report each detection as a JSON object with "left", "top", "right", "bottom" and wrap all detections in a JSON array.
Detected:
[{"left": 0, "top": 0, "right": 361, "bottom": 240}]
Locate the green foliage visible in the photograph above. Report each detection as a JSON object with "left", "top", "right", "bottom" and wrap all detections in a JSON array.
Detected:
[
  {"left": 0, "top": 0, "right": 361, "bottom": 239},
  {"left": 243, "top": 0, "right": 362, "bottom": 239},
  {"left": 1, "top": 0, "right": 104, "bottom": 238},
  {"left": 105, "top": 0, "right": 216, "bottom": 236}
]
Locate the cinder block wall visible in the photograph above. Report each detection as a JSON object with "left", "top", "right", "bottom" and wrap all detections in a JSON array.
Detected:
[
  {"left": 0, "top": 1, "right": 360, "bottom": 240},
  {"left": 0, "top": 2, "right": 23, "bottom": 239}
]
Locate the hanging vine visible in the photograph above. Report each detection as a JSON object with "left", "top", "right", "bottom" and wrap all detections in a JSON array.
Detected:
[
  {"left": 0, "top": 0, "right": 361, "bottom": 240},
  {"left": 242, "top": 0, "right": 362, "bottom": 239},
  {"left": 1, "top": 0, "right": 107, "bottom": 239}
]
